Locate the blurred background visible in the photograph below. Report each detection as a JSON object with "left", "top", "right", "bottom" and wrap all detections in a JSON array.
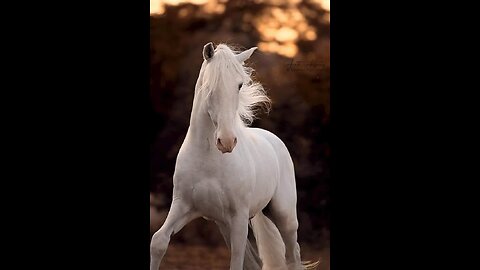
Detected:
[{"left": 149, "top": 0, "right": 330, "bottom": 268}]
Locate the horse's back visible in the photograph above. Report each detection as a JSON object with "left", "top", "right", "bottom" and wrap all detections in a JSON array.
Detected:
[{"left": 247, "top": 127, "right": 295, "bottom": 170}]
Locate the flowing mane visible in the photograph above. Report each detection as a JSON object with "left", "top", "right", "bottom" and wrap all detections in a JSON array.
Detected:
[{"left": 199, "top": 44, "right": 271, "bottom": 126}]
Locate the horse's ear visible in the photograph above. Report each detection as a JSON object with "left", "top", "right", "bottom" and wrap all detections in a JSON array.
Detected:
[
  {"left": 236, "top": 47, "right": 258, "bottom": 63},
  {"left": 203, "top": 42, "right": 215, "bottom": 61}
]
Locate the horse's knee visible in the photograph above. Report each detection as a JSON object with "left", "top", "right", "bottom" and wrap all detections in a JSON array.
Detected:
[{"left": 150, "top": 230, "right": 170, "bottom": 255}]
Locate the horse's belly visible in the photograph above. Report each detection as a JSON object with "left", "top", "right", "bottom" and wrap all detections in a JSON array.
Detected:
[{"left": 248, "top": 178, "right": 277, "bottom": 217}]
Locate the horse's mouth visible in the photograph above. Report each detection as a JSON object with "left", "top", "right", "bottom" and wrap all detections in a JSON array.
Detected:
[
  {"left": 218, "top": 146, "right": 234, "bottom": 154},
  {"left": 219, "top": 148, "right": 233, "bottom": 154}
]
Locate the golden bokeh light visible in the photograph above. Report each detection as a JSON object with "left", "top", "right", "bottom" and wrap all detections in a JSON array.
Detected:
[
  {"left": 274, "top": 27, "right": 299, "bottom": 43},
  {"left": 202, "top": 1, "right": 225, "bottom": 15},
  {"left": 315, "top": 0, "right": 329, "bottom": 11},
  {"left": 164, "top": 0, "right": 209, "bottom": 5},
  {"left": 150, "top": 0, "right": 165, "bottom": 15},
  {"left": 305, "top": 29, "right": 317, "bottom": 41},
  {"left": 150, "top": 0, "right": 330, "bottom": 58},
  {"left": 252, "top": 0, "right": 329, "bottom": 58}
]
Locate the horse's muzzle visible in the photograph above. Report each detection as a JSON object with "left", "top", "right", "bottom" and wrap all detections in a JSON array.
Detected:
[{"left": 216, "top": 137, "right": 237, "bottom": 153}]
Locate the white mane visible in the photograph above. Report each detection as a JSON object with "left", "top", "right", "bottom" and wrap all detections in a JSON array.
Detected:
[{"left": 199, "top": 44, "right": 271, "bottom": 126}]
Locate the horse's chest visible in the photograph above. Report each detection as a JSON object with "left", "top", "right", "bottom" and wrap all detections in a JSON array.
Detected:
[
  {"left": 174, "top": 145, "right": 264, "bottom": 220},
  {"left": 189, "top": 179, "right": 248, "bottom": 221}
]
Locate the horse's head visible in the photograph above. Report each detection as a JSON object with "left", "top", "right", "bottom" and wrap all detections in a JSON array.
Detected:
[{"left": 200, "top": 42, "right": 261, "bottom": 154}]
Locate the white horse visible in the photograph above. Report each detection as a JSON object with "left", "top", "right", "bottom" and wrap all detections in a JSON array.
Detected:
[{"left": 150, "top": 42, "right": 318, "bottom": 270}]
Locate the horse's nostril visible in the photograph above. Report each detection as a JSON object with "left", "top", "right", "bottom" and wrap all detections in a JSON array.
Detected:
[
  {"left": 234, "top": 137, "right": 237, "bottom": 144},
  {"left": 217, "top": 138, "right": 222, "bottom": 146}
]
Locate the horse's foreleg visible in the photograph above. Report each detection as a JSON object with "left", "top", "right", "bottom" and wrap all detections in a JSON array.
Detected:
[
  {"left": 215, "top": 221, "right": 231, "bottom": 248},
  {"left": 228, "top": 214, "right": 249, "bottom": 270},
  {"left": 150, "top": 199, "right": 198, "bottom": 270}
]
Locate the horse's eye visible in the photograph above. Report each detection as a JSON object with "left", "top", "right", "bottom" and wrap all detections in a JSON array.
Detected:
[{"left": 238, "top": 83, "right": 243, "bottom": 91}]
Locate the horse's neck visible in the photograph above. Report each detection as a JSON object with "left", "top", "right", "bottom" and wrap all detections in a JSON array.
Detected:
[
  {"left": 186, "top": 63, "right": 214, "bottom": 147},
  {"left": 185, "top": 93, "right": 216, "bottom": 150}
]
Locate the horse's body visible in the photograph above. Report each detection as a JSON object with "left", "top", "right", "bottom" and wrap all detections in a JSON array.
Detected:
[
  {"left": 151, "top": 43, "right": 314, "bottom": 270},
  {"left": 178, "top": 127, "right": 286, "bottom": 221}
]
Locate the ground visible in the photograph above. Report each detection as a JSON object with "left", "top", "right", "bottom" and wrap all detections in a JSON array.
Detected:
[{"left": 160, "top": 243, "right": 330, "bottom": 270}]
